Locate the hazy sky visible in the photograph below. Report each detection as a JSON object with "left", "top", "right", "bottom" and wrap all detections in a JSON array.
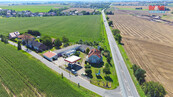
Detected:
[{"left": 0, "top": 0, "right": 169, "bottom": 1}]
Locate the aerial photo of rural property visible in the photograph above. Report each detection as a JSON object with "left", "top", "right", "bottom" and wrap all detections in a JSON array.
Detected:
[{"left": 0, "top": 0, "right": 173, "bottom": 97}]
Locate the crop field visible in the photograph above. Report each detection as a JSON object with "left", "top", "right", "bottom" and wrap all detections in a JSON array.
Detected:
[
  {"left": 114, "top": 6, "right": 148, "bottom": 10},
  {"left": 0, "top": 42, "right": 98, "bottom": 97},
  {"left": 0, "top": 4, "right": 70, "bottom": 12},
  {"left": 108, "top": 10, "right": 173, "bottom": 97},
  {"left": 0, "top": 15, "right": 102, "bottom": 42},
  {"left": 62, "top": 8, "right": 94, "bottom": 13}
]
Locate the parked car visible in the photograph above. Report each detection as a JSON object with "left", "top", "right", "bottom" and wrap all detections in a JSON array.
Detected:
[{"left": 71, "top": 69, "right": 77, "bottom": 75}]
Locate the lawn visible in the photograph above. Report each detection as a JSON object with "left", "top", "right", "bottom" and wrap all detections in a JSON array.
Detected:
[
  {"left": 0, "top": 15, "right": 102, "bottom": 42},
  {"left": 0, "top": 4, "right": 70, "bottom": 12},
  {"left": 0, "top": 42, "right": 99, "bottom": 97}
]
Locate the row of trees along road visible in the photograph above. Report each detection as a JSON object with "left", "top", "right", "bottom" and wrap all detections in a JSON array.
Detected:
[
  {"left": 132, "top": 64, "right": 166, "bottom": 97},
  {"left": 112, "top": 29, "right": 122, "bottom": 44}
]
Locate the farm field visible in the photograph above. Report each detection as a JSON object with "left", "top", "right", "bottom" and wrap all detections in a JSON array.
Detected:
[
  {"left": 108, "top": 10, "right": 173, "bottom": 97},
  {"left": 114, "top": 6, "right": 148, "bottom": 10},
  {"left": 0, "top": 42, "right": 99, "bottom": 97},
  {"left": 62, "top": 8, "right": 94, "bottom": 13},
  {"left": 0, "top": 4, "right": 70, "bottom": 12},
  {"left": 0, "top": 15, "right": 102, "bottom": 42}
]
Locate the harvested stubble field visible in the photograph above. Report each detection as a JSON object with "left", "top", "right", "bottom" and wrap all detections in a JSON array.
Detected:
[
  {"left": 114, "top": 6, "right": 148, "bottom": 10},
  {"left": 0, "top": 42, "right": 98, "bottom": 97},
  {"left": 108, "top": 10, "right": 173, "bottom": 97},
  {"left": 62, "top": 8, "right": 94, "bottom": 13}
]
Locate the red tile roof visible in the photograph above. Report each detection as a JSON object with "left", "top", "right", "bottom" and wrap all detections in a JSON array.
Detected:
[
  {"left": 18, "top": 34, "right": 34, "bottom": 39},
  {"left": 43, "top": 51, "right": 56, "bottom": 58},
  {"left": 88, "top": 49, "right": 101, "bottom": 58}
]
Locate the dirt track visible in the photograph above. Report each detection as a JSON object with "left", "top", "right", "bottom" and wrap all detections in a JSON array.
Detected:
[{"left": 108, "top": 10, "right": 173, "bottom": 97}]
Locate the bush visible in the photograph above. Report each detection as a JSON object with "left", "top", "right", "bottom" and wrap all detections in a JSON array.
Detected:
[
  {"left": 115, "top": 34, "right": 122, "bottom": 44},
  {"left": 108, "top": 21, "right": 113, "bottom": 26},
  {"left": 85, "top": 69, "right": 92, "bottom": 77},
  {"left": 78, "top": 39, "right": 83, "bottom": 44},
  {"left": 27, "top": 30, "right": 41, "bottom": 36},
  {"left": 85, "top": 65, "right": 91, "bottom": 69},
  {"left": 86, "top": 47, "right": 90, "bottom": 54},
  {"left": 106, "top": 17, "right": 109, "bottom": 20},
  {"left": 54, "top": 38, "right": 62, "bottom": 49},
  {"left": 41, "top": 36, "right": 52, "bottom": 48},
  {"left": 142, "top": 81, "right": 166, "bottom": 97},
  {"left": 131, "top": 64, "right": 140, "bottom": 73},
  {"left": 62, "top": 36, "right": 69, "bottom": 43},
  {"left": 103, "top": 63, "right": 110, "bottom": 75},
  {"left": 112, "top": 29, "right": 120, "bottom": 36},
  {"left": 18, "top": 41, "right": 22, "bottom": 50},
  {"left": 135, "top": 68, "right": 146, "bottom": 85},
  {"left": 63, "top": 43, "right": 69, "bottom": 47},
  {"left": 74, "top": 51, "right": 80, "bottom": 56}
]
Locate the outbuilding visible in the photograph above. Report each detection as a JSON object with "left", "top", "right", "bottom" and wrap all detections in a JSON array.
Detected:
[{"left": 43, "top": 51, "right": 57, "bottom": 61}]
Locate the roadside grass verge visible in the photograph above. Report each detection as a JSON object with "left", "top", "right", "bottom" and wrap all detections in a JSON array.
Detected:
[
  {"left": 117, "top": 42, "right": 146, "bottom": 97},
  {"left": 0, "top": 42, "right": 99, "bottom": 97}
]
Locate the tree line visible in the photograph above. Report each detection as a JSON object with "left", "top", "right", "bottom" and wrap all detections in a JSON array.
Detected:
[{"left": 131, "top": 64, "right": 166, "bottom": 97}]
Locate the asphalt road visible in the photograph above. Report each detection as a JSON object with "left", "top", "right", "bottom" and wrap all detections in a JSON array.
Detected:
[
  {"left": 102, "top": 10, "right": 140, "bottom": 97},
  {"left": 5, "top": 40, "right": 122, "bottom": 97}
]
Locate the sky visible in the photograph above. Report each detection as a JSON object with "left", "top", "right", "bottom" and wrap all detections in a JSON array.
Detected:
[{"left": 0, "top": 0, "right": 171, "bottom": 1}]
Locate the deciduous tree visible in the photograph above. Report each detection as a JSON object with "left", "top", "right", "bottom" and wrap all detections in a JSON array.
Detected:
[
  {"left": 142, "top": 81, "right": 166, "bottom": 97},
  {"left": 54, "top": 38, "right": 62, "bottom": 49}
]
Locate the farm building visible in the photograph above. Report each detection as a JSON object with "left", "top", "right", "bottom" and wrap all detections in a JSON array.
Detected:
[
  {"left": 43, "top": 51, "right": 57, "bottom": 61},
  {"left": 9, "top": 31, "right": 20, "bottom": 39},
  {"left": 53, "top": 44, "right": 95, "bottom": 57},
  {"left": 53, "top": 44, "right": 81, "bottom": 57},
  {"left": 86, "top": 49, "right": 102, "bottom": 64},
  {"left": 79, "top": 45, "right": 94, "bottom": 53}
]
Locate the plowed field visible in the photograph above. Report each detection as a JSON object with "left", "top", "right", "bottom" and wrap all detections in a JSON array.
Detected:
[{"left": 108, "top": 10, "right": 173, "bottom": 97}]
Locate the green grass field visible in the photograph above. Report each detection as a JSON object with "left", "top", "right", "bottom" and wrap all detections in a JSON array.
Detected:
[
  {"left": 0, "top": 42, "right": 99, "bottom": 97},
  {"left": 0, "top": 15, "right": 101, "bottom": 42},
  {"left": 0, "top": 4, "right": 70, "bottom": 12}
]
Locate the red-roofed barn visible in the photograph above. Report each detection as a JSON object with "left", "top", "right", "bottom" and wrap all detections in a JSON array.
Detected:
[
  {"left": 43, "top": 51, "right": 57, "bottom": 61},
  {"left": 86, "top": 49, "right": 102, "bottom": 64}
]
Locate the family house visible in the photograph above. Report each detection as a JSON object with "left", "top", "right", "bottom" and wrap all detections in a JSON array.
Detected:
[
  {"left": 18, "top": 34, "right": 34, "bottom": 42},
  {"left": 27, "top": 40, "right": 47, "bottom": 52},
  {"left": 86, "top": 49, "right": 102, "bottom": 64},
  {"left": 9, "top": 31, "right": 20, "bottom": 39}
]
